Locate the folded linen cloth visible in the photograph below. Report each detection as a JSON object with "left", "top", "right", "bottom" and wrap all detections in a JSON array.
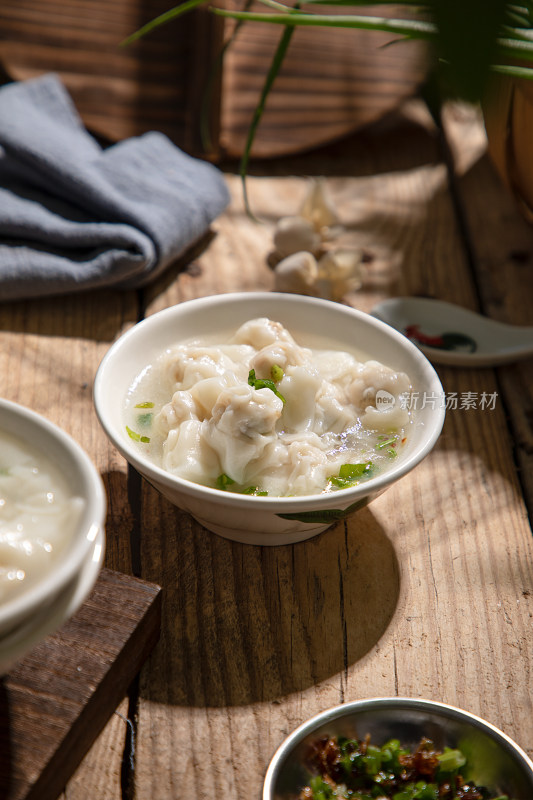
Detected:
[{"left": 0, "top": 74, "right": 231, "bottom": 301}]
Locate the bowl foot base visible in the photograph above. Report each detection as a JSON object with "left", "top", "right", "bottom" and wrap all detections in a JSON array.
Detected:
[{"left": 192, "top": 515, "right": 331, "bottom": 546}]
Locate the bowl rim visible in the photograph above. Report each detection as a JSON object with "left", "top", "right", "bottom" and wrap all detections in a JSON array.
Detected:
[
  {"left": 94, "top": 292, "right": 446, "bottom": 510},
  {"left": 0, "top": 398, "right": 107, "bottom": 630},
  {"left": 262, "top": 696, "right": 533, "bottom": 798},
  {"left": 0, "top": 526, "right": 105, "bottom": 676}
]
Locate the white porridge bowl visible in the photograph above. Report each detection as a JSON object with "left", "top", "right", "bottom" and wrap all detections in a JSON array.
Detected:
[
  {"left": 94, "top": 292, "right": 445, "bottom": 546},
  {"left": 0, "top": 399, "right": 106, "bottom": 642}
]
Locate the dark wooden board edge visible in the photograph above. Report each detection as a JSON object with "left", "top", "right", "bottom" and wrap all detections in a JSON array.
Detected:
[{"left": 0, "top": 569, "right": 161, "bottom": 800}]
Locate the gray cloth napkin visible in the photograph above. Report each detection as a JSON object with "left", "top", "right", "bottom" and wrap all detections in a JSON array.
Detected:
[{"left": 0, "top": 74, "right": 231, "bottom": 301}]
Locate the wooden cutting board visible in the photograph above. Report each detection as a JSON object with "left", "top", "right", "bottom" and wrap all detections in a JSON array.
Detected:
[{"left": 0, "top": 568, "right": 162, "bottom": 800}]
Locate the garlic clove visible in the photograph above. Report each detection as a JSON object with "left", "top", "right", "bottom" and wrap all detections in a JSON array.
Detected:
[
  {"left": 273, "top": 248, "right": 364, "bottom": 302},
  {"left": 273, "top": 251, "right": 321, "bottom": 296},
  {"left": 316, "top": 249, "right": 364, "bottom": 301},
  {"left": 273, "top": 216, "right": 321, "bottom": 258},
  {"left": 299, "top": 178, "right": 342, "bottom": 236}
]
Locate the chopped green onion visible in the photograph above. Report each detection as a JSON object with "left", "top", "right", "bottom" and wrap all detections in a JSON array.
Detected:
[
  {"left": 270, "top": 363, "right": 284, "bottom": 382},
  {"left": 136, "top": 412, "right": 153, "bottom": 427},
  {"left": 126, "top": 425, "right": 150, "bottom": 443},
  {"left": 216, "top": 473, "right": 235, "bottom": 491},
  {"left": 134, "top": 401, "right": 154, "bottom": 408},
  {"left": 308, "top": 775, "right": 334, "bottom": 800},
  {"left": 376, "top": 434, "right": 400, "bottom": 458},
  {"left": 248, "top": 368, "right": 286, "bottom": 403},
  {"left": 362, "top": 744, "right": 382, "bottom": 776},
  {"left": 216, "top": 474, "right": 267, "bottom": 495},
  {"left": 329, "top": 462, "right": 373, "bottom": 488},
  {"left": 298, "top": 735, "right": 505, "bottom": 799},
  {"left": 398, "top": 784, "right": 438, "bottom": 800},
  {"left": 242, "top": 486, "right": 268, "bottom": 496},
  {"left": 380, "top": 739, "right": 408, "bottom": 771},
  {"left": 437, "top": 747, "right": 467, "bottom": 773},
  {"left": 376, "top": 435, "right": 398, "bottom": 449},
  {"left": 339, "top": 463, "right": 373, "bottom": 479},
  {"left": 329, "top": 477, "right": 351, "bottom": 488}
]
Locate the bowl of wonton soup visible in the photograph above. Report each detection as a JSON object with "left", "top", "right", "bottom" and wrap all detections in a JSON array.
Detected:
[
  {"left": 94, "top": 292, "right": 445, "bottom": 546},
  {"left": 0, "top": 399, "right": 106, "bottom": 640}
]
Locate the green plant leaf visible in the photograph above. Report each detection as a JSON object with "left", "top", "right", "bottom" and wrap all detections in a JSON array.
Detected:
[
  {"left": 491, "top": 62, "right": 533, "bottom": 79},
  {"left": 122, "top": 0, "right": 533, "bottom": 173},
  {"left": 237, "top": 17, "right": 297, "bottom": 219},
  {"left": 120, "top": 0, "right": 209, "bottom": 46},
  {"left": 298, "top": 0, "right": 427, "bottom": 5},
  {"left": 211, "top": 8, "right": 436, "bottom": 38},
  {"left": 199, "top": 0, "right": 255, "bottom": 152},
  {"left": 432, "top": 0, "right": 509, "bottom": 100}
]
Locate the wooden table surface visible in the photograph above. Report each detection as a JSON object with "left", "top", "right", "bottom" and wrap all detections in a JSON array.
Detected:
[{"left": 1, "top": 98, "right": 532, "bottom": 799}]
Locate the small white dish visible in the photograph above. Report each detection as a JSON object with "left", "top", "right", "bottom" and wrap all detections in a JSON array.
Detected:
[
  {"left": 371, "top": 297, "right": 533, "bottom": 367},
  {"left": 0, "top": 526, "right": 105, "bottom": 675}
]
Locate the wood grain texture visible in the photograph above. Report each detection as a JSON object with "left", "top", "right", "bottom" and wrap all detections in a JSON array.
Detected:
[
  {"left": 0, "top": 0, "right": 223, "bottom": 152},
  {"left": 442, "top": 102, "right": 533, "bottom": 520},
  {"left": 0, "top": 289, "right": 142, "bottom": 800},
  {"left": 0, "top": 569, "right": 161, "bottom": 800},
  {"left": 0, "top": 1, "right": 426, "bottom": 157},
  {"left": 130, "top": 104, "right": 533, "bottom": 799},
  {"left": 62, "top": 696, "right": 131, "bottom": 800},
  {"left": 219, "top": 6, "right": 428, "bottom": 157},
  {"left": 1, "top": 95, "right": 531, "bottom": 800}
]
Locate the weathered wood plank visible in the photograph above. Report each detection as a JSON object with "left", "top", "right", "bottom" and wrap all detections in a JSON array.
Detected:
[
  {"left": 220, "top": 3, "right": 427, "bottom": 157},
  {"left": 441, "top": 102, "right": 533, "bottom": 518},
  {"left": 0, "top": 289, "right": 141, "bottom": 799},
  {"left": 0, "top": 569, "right": 161, "bottom": 800},
  {"left": 0, "top": 289, "right": 138, "bottom": 576},
  {"left": 132, "top": 106, "right": 533, "bottom": 800},
  {"left": 2, "top": 98, "right": 530, "bottom": 800},
  {"left": 62, "top": 696, "right": 130, "bottom": 800},
  {"left": 0, "top": 0, "right": 223, "bottom": 152}
]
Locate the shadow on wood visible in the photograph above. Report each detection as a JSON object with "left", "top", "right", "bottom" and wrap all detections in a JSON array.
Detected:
[
  {"left": 137, "top": 495, "right": 401, "bottom": 707},
  {"left": 0, "top": 681, "right": 13, "bottom": 798},
  {"left": 0, "top": 570, "right": 161, "bottom": 800}
]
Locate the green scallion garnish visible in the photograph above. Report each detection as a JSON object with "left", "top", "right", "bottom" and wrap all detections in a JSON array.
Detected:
[
  {"left": 329, "top": 462, "right": 373, "bottom": 488},
  {"left": 216, "top": 473, "right": 235, "bottom": 491},
  {"left": 297, "top": 735, "right": 504, "bottom": 800},
  {"left": 270, "top": 363, "right": 284, "bottom": 382},
  {"left": 376, "top": 434, "right": 400, "bottom": 458},
  {"left": 248, "top": 368, "right": 285, "bottom": 403},
  {"left": 126, "top": 425, "right": 150, "bottom": 443},
  {"left": 216, "top": 474, "right": 267, "bottom": 495},
  {"left": 437, "top": 747, "right": 467, "bottom": 773}
]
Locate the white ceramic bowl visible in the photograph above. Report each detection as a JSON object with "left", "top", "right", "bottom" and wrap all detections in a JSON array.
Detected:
[
  {"left": 94, "top": 292, "right": 445, "bottom": 546},
  {"left": 0, "top": 527, "right": 105, "bottom": 676},
  {"left": 263, "top": 697, "right": 533, "bottom": 799},
  {"left": 0, "top": 399, "right": 106, "bottom": 642}
]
